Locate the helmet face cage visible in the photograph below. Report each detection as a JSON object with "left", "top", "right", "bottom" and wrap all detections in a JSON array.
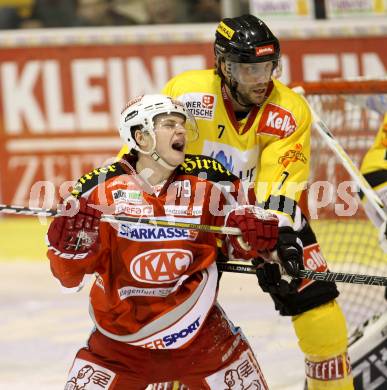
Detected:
[{"left": 119, "top": 95, "right": 198, "bottom": 155}]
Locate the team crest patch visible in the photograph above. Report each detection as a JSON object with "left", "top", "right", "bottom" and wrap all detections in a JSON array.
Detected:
[
  {"left": 65, "top": 358, "right": 116, "bottom": 389},
  {"left": 201, "top": 140, "right": 259, "bottom": 183},
  {"left": 205, "top": 350, "right": 267, "bottom": 389},
  {"left": 178, "top": 93, "right": 217, "bottom": 120}
]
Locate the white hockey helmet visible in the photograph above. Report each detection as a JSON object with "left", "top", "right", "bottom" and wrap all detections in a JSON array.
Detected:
[{"left": 119, "top": 94, "right": 198, "bottom": 156}]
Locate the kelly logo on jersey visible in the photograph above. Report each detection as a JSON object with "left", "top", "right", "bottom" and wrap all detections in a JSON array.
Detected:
[
  {"left": 130, "top": 249, "right": 193, "bottom": 283},
  {"left": 258, "top": 103, "right": 297, "bottom": 138},
  {"left": 179, "top": 93, "right": 217, "bottom": 120}
]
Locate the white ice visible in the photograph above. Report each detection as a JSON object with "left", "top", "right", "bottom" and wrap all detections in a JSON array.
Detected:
[{"left": 0, "top": 261, "right": 305, "bottom": 389}]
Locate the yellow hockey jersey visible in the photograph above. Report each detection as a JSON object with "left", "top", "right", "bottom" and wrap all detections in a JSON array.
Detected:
[
  {"left": 360, "top": 113, "right": 387, "bottom": 188},
  {"left": 162, "top": 69, "right": 311, "bottom": 222},
  {"left": 360, "top": 113, "right": 387, "bottom": 228},
  {"left": 118, "top": 70, "right": 312, "bottom": 222}
]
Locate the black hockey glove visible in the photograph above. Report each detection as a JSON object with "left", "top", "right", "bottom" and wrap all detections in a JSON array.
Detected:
[
  {"left": 276, "top": 226, "right": 304, "bottom": 277},
  {"left": 256, "top": 227, "right": 304, "bottom": 295}
]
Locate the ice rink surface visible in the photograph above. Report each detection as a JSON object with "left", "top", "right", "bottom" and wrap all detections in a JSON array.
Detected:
[{"left": 0, "top": 261, "right": 305, "bottom": 390}]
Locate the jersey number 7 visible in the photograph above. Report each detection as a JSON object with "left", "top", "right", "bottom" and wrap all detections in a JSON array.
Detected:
[{"left": 217, "top": 125, "right": 225, "bottom": 138}]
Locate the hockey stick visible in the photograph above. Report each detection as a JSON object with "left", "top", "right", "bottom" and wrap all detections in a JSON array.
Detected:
[
  {"left": 0, "top": 204, "right": 241, "bottom": 235},
  {"left": 2, "top": 204, "right": 384, "bottom": 285},
  {"left": 218, "top": 262, "right": 387, "bottom": 286},
  {"left": 292, "top": 86, "right": 387, "bottom": 225},
  {"left": 101, "top": 214, "right": 240, "bottom": 235}
]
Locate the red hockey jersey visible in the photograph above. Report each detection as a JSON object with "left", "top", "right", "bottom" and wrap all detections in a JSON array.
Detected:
[{"left": 48, "top": 154, "right": 242, "bottom": 350}]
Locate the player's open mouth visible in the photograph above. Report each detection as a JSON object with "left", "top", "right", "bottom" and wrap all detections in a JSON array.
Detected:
[
  {"left": 171, "top": 140, "right": 185, "bottom": 152},
  {"left": 252, "top": 88, "right": 266, "bottom": 94}
]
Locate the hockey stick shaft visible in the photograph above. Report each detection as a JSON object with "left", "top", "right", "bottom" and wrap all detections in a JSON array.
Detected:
[
  {"left": 0, "top": 204, "right": 241, "bottom": 235},
  {"left": 0, "top": 204, "right": 58, "bottom": 217},
  {"left": 293, "top": 87, "right": 386, "bottom": 225},
  {"left": 101, "top": 214, "right": 240, "bottom": 235},
  {"left": 218, "top": 262, "right": 387, "bottom": 286},
  {"left": 2, "top": 205, "right": 383, "bottom": 285}
]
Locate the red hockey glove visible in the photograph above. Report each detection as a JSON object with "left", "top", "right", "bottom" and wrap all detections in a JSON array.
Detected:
[
  {"left": 226, "top": 206, "right": 279, "bottom": 259},
  {"left": 47, "top": 197, "right": 101, "bottom": 259}
]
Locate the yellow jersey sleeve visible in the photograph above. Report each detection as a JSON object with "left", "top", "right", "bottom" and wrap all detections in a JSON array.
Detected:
[
  {"left": 359, "top": 114, "right": 387, "bottom": 229},
  {"left": 360, "top": 113, "right": 387, "bottom": 191},
  {"left": 254, "top": 85, "right": 311, "bottom": 221}
]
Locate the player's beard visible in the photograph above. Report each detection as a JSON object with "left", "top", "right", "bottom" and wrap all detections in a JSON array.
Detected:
[{"left": 236, "top": 83, "right": 269, "bottom": 106}]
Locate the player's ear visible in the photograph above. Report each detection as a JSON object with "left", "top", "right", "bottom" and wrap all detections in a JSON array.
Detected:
[{"left": 134, "top": 130, "right": 147, "bottom": 147}]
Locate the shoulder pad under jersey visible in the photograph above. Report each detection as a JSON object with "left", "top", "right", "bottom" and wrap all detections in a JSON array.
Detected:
[{"left": 71, "top": 163, "right": 126, "bottom": 198}]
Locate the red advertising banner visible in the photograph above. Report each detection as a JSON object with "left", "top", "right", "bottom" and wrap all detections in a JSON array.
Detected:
[{"left": 0, "top": 35, "right": 386, "bottom": 207}]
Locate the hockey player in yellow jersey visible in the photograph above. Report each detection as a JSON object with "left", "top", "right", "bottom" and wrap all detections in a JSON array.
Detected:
[
  {"left": 348, "top": 105, "right": 387, "bottom": 390},
  {"left": 119, "top": 15, "right": 354, "bottom": 390},
  {"left": 360, "top": 113, "right": 387, "bottom": 252}
]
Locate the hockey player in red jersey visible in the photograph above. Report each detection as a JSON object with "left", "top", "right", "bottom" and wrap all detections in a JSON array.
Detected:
[{"left": 46, "top": 94, "right": 295, "bottom": 389}]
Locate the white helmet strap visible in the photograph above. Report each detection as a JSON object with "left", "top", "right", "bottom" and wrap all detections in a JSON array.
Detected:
[
  {"left": 150, "top": 151, "right": 178, "bottom": 171},
  {"left": 135, "top": 130, "right": 178, "bottom": 171}
]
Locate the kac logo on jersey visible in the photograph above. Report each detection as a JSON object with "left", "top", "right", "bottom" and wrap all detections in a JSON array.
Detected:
[
  {"left": 258, "top": 103, "right": 297, "bottom": 138},
  {"left": 180, "top": 93, "right": 217, "bottom": 120},
  {"left": 130, "top": 249, "right": 193, "bottom": 284}
]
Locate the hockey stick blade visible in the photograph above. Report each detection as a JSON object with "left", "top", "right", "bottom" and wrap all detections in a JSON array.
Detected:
[
  {"left": 0, "top": 204, "right": 58, "bottom": 217},
  {"left": 0, "top": 204, "right": 241, "bottom": 235},
  {"left": 217, "top": 262, "right": 387, "bottom": 286}
]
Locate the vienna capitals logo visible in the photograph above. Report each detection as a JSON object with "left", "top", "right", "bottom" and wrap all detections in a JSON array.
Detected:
[{"left": 210, "top": 150, "right": 234, "bottom": 172}]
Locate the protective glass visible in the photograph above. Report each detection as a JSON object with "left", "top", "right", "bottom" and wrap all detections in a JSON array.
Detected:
[
  {"left": 226, "top": 60, "right": 274, "bottom": 84},
  {"left": 153, "top": 112, "right": 199, "bottom": 143}
]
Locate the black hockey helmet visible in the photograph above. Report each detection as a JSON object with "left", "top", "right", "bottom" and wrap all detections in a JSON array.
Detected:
[{"left": 215, "top": 14, "right": 280, "bottom": 65}]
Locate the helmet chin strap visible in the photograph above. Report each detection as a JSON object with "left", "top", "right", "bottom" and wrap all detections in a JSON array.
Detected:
[
  {"left": 135, "top": 132, "right": 179, "bottom": 171},
  {"left": 150, "top": 151, "right": 178, "bottom": 171}
]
